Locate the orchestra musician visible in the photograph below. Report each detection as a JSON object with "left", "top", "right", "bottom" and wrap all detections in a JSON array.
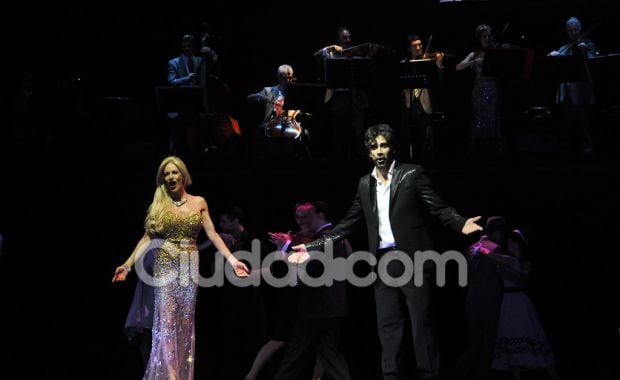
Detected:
[
  {"left": 313, "top": 26, "right": 372, "bottom": 160},
  {"left": 456, "top": 24, "right": 504, "bottom": 163},
  {"left": 400, "top": 34, "right": 445, "bottom": 162},
  {"left": 246, "top": 64, "right": 308, "bottom": 160},
  {"left": 165, "top": 33, "right": 219, "bottom": 157},
  {"left": 548, "top": 17, "right": 600, "bottom": 160},
  {"left": 167, "top": 34, "right": 218, "bottom": 87}
]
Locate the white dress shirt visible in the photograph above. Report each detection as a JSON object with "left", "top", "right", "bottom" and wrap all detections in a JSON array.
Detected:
[{"left": 372, "top": 160, "right": 396, "bottom": 249}]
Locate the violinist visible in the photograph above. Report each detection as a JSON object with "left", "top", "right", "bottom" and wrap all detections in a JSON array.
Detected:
[
  {"left": 548, "top": 17, "right": 599, "bottom": 160},
  {"left": 314, "top": 26, "right": 370, "bottom": 160},
  {"left": 548, "top": 17, "right": 598, "bottom": 59},
  {"left": 456, "top": 24, "right": 504, "bottom": 162},
  {"left": 400, "top": 34, "right": 445, "bottom": 162},
  {"left": 406, "top": 35, "right": 445, "bottom": 66}
]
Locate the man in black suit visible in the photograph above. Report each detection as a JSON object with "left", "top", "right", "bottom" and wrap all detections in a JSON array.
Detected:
[
  {"left": 273, "top": 201, "right": 352, "bottom": 380},
  {"left": 290, "top": 124, "right": 482, "bottom": 380}
]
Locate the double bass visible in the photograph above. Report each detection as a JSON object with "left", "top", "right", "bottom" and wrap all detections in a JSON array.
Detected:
[{"left": 187, "top": 24, "right": 240, "bottom": 157}]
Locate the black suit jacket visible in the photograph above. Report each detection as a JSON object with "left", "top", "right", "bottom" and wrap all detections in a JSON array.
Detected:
[
  {"left": 298, "top": 224, "right": 348, "bottom": 319},
  {"left": 306, "top": 162, "right": 466, "bottom": 257},
  {"left": 247, "top": 85, "right": 282, "bottom": 126}
]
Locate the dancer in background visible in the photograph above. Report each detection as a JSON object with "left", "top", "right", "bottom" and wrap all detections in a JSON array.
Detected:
[{"left": 487, "top": 229, "right": 560, "bottom": 380}]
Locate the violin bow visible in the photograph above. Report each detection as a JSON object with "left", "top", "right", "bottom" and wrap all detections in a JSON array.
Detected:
[
  {"left": 497, "top": 23, "right": 510, "bottom": 44},
  {"left": 559, "top": 21, "right": 602, "bottom": 55},
  {"left": 423, "top": 34, "right": 433, "bottom": 58},
  {"left": 340, "top": 42, "right": 371, "bottom": 53}
]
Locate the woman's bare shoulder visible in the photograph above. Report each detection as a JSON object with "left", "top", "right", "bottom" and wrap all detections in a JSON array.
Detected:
[{"left": 187, "top": 194, "right": 207, "bottom": 209}]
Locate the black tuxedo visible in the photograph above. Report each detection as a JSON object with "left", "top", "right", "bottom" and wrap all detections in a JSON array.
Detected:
[
  {"left": 273, "top": 224, "right": 351, "bottom": 380},
  {"left": 306, "top": 162, "right": 466, "bottom": 380}
]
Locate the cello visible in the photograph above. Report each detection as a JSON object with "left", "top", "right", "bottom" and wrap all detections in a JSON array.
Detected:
[{"left": 264, "top": 96, "right": 304, "bottom": 140}]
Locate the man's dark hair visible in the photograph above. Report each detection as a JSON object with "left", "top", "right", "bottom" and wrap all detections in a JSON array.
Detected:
[
  {"left": 220, "top": 206, "right": 246, "bottom": 226},
  {"left": 363, "top": 124, "right": 397, "bottom": 153},
  {"left": 295, "top": 201, "right": 332, "bottom": 222},
  {"left": 407, "top": 34, "right": 421, "bottom": 44},
  {"left": 311, "top": 200, "right": 332, "bottom": 221}
]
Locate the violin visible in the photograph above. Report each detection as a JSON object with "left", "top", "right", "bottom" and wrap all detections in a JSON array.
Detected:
[
  {"left": 418, "top": 51, "right": 453, "bottom": 60},
  {"left": 558, "top": 38, "right": 595, "bottom": 56},
  {"left": 415, "top": 35, "right": 452, "bottom": 61},
  {"left": 489, "top": 22, "right": 518, "bottom": 49},
  {"left": 557, "top": 21, "right": 601, "bottom": 56}
]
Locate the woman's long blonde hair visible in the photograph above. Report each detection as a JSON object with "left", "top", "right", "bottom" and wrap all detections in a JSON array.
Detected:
[{"left": 144, "top": 156, "right": 193, "bottom": 234}]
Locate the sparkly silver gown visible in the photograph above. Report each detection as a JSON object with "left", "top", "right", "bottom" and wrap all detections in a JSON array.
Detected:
[
  {"left": 144, "top": 211, "right": 202, "bottom": 380},
  {"left": 471, "top": 51, "right": 502, "bottom": 157}
]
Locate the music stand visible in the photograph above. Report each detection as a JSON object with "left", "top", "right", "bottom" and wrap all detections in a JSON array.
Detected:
[
  {"left": 325, "top": 57, "right": 376, "bottom": 89},
  {"left": 587, "top": 54, "right": 620, "bottom": 107},
  {"left": 481, "top": 47, "right": 535, "bottom": 80},
  {"left": 154, "top": 86, "right": 204, "bottom": 113},
  {"left": 543, "top": 54, "right": 590, "bottom": 85},
  {"left": 399, "top": 59, "right": 438, "bottom": 88},
  {"left": 285, "top": 83, "right": 327, "bottom": 112}
]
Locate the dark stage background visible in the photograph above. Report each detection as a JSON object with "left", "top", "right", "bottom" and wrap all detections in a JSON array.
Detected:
[{"left": 1, "top": 1, "right": 620, "bottom": 379}]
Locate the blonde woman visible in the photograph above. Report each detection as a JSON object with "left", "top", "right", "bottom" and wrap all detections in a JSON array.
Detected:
[{"left": 113, "top": 155, "right": 248, "bottom": 379}]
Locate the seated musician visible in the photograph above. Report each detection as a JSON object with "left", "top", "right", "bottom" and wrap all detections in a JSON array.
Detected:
[{"left": 246, "top": 64, "right": 309, "bottom": 160}]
